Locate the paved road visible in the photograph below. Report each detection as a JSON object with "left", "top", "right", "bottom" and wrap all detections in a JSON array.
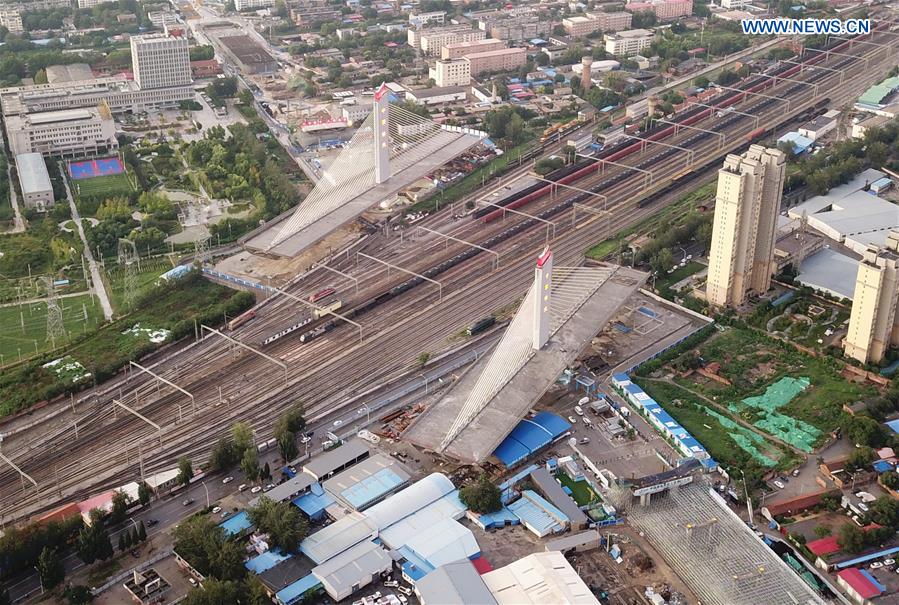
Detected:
[
  {"left": 4, "top": 159, "right": 26, "bottom": 234},
  {"left": 61, "top": 168, "right": 114, "bottom": 321}
]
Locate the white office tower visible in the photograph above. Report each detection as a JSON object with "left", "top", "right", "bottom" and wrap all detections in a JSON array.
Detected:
[{"left": 130, "top": 31, "right": 191, "bottom": 91}]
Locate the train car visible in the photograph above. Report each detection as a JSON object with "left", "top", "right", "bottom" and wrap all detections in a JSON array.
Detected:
[
  {"left": 228, "top": 310, "right": 256, "bottom": 331},
  {"left": 300, "top": 320, "right": 337, "bottom": 343},
  {"left": 313, "top": 300, "right": 342, "bottom": 320},
  {"left": 467, "top": 316, "right": 496, "bottom": 336},
  {"left": 746, "top": 127, "right": 767, "bottom": 142},
  {"left": 309, "top": 287, "right": 336, "bottom": 303},
  {"left": 261, "top": 316, "right": 314, "bottom": 346}
]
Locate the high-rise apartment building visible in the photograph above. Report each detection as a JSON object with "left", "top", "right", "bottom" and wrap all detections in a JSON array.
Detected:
[
  {"left": 603, "top": 29, "right": 655, "bottom": 56},
  {"left": 705, "top": 145, "right": 786, "bottom": 307},
  {"left": 844, "top": 232, "right": 899, "bottom": 364},
  {"left": 429, "top": 58, "right": 471, "bottom": 87},
  {"left": 130, "top": 32, "right": 191, "bottom": 91}
]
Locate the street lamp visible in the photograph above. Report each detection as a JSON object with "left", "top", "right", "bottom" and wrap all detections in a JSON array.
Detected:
[
  {"left": 357, "top": 404, "right": 371, "bottom": 425},
  {"left": 419, "top": 373, "right": 429, "bottom": 395},
  {"left": 34, "top": 566, "right": 44, "bottom": 595},
  {"left": 201, "top": 482, "right": 209, "bottom": 508}
]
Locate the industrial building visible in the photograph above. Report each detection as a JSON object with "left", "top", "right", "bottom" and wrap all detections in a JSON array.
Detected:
[
  {"left": 798, "top": 110, "right": 840, "bottom": 141},
  {"left": 492, "top": 412, "right": 572, "bottom": 468},
  {"left": 787, "top": 169, "right": 898, "bottom": 256},
  {"left": 604, "top": 29, "right": 656, "bottom": 56},
  {"left": 300, "top": 512, "right": 378, "bottom": 564},
  {"left": 311, "top": 541, "right": 392, "bottom": 601},
  {"left": 217, "top": 35, "right": 278, "bottom": 74},
  {"left": 130, "top": 32, "right": 192, "bottom": 91},
  {"left": 322, "top": 453, "right": 410, "bottom": 511},
  {"left": 528, "top": 467, "right": 589, "bottom": 530},
  {"left": 507, "top": 490, "right": 570, "bottom": 537},
  {"left": 405, "top": 86, "right": 468, "bottom": 105},
  {"left": 6, "top": 104, "right": 118, "bottom": 158},
  {"left": 612, "top": 374, "right": 715, "bottom": 466},
  {"left": 705, "top": 145, "right": 786, "bottom": 307},
  {"left": 481, "top": 551, "right": 600, "bottom": 604},
  {"left": 415, "top": 560, "right": 497, "bottom": 605},
  {"left": 15, "top": 153, "right": 54, "bottom": 211},
  {"left": 302, "top": 439, "right": 370, "bottom": 481},
  {"left": 844, "top": 230, "right": 899, "bottom": 364}
]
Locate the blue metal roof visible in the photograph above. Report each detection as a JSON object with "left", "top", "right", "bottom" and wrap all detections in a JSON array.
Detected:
[
  {"left": 292, "top": 488, "right": 334, "bottom": 518},
  {"left": 275, "top": 574, "right": 321, "bottom": 605},
  {"left": 887, "top": 419, "right": 899, "bottom": 435},
  {"left": 777, "top": 132, "right": 814, "bottom": 153},
  {"left": 835, "top": 546, "right": 899, "bottom": 569},
  {"left": 508, "top": 490, "right": 568, "bottom": 536},
  {"left": 493, "top": 413, "right": 571, "bottom": 467},
  {"left": 860, "top": 569, "right": 886, "bottom": 593},
  {"left": 245, "top": 549, "right": 291, "bottom": 574},
  {"left": 219, "top": 511, "right": 252, "bottom": 537},
  {"left": 339, "top": 468, "right": 407, "bottom": 509}
]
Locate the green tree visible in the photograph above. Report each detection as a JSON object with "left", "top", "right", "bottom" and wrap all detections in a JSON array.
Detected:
[
  {"left": 651, "top": 248, "right": 675, "bottom": 275},
  {"left": 138, "top": 521, "right": 147, "bottom": 542},
  {"left": 109, "top": 490, "right": 129, "bottom": 525},
  {"left": 173, "top": 516, "right": 246, "bottom": 581},
  {"left": 76, "top": 514, "right": 113, "bottom": 565},
  {"left": 138, "top": 481, "right": 151, "bottom": 506},
  {"left": 37, "top": 547, "right": 64, "bottom": 590},
  {"left": 247, "top": 497, "right": 308, "bottom": 553},
  {"left": 813, "top": 525, "right": 831, "bottom": 538},
  {"left": 837, "top": 523, "right": 866, "bottom": 554},
  {"left": 459, "top": 475, "right": 502, "bottom": 514},
  {"left": 118, "top": 532, "right": 126, "bottom": 551},
  {"left": 846, "top": 446, "right": 875, "bottom": 472},
  {"left": 231, "top": 422, "right": 254, "bottom": 456},
  {"left": 183, "top": 579, "right": 243, "bottom": 605},
  {"left": 0, "top": 583, "right": 10, "bottom": 605},
  {"left": 881, "top": 471, "right": 899, "bottom": 490},
  {"left": 210, "top": 438, "right": 238, "bottom": 471},
  {"left": 869, "top": 497, "right": 899, "bottom": 530},
  {"left": 261, "top": 462, "right": 271, "bottom": 481},
  {"left": 64, "top": 585, "right": 93, "bottom": 605},
  {"left": 123, "top": 528, "right": 132, "bottom": 548},
  {"left": 417, "top": 352, "right": 431, "bottom": 367},
  {"left": 177, "top": 457, "right": 194, "bottom": 486},
  {"left": 241, "top": 447, "right": 260, "bottom": 483}
]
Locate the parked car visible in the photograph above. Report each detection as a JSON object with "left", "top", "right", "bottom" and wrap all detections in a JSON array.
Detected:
[
  {"left": 238, "top": 484, "right": 248, "bottom": 492},
  {"left": 188, "top": 578, "right": 198, "bottom": 587},
  {"left": 859, "top": 503, "right": 870, "bottom": 512},
  {"left": 568, "top": 416, "right": 578, "bottom": 423},
  {"left": 146, "top": 519, "right": 159, "bottom": 527},
  {"left": 397, "top": 587, "right": 412, "bottom": 596},
  {"left": 264, "top": 484, "right": 275, "bottom": 491},
  {"left": 300, "top": 435, "right": 312, "bottom": 444},
  {"left": 884, "top": 558, "right": 895, "bottom": 566},
  {"left": 251, "top": 486, "right": 263, "bottom": 494},
  {"left": 383, "top": 581, "right": 399, "bottom": 588},
  {"left": 579, "top": 438, "right": 590, "bottom": 445},
  {"left": 221, "top": 510, "right": 229, "bottom": 519},
  {"left": 871, "top": 562, "right": 884, "bottom": 569},
  {"left": 574, "top": 406, "right": 584, "bottom": 416},
  {"left": 791, "top": 469, "right": 800, "bottom": 477},
  {"left": 773, "top": 480, "right": 785, "bottom": 489},
  {"left": 582, "top": 416, "right": 592, "bottom": 426},
  {"left": 211, "top": 506, "right": 222, "bottom": 514},
  {"left": 223, "top": 476, "right": 234, "bottom": 484}
]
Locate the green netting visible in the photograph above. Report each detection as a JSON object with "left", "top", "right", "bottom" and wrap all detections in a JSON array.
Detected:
[
  {"left": 730, "top": 377, "right": 822, "bottom": 453},
  {"left": 702, "top": 406, "right": 777, "bottom": 467}
]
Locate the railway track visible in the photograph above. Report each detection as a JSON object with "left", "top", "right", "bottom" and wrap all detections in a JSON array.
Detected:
[{"left": 1, "top": 31, "right": 895, "bottom": 524}]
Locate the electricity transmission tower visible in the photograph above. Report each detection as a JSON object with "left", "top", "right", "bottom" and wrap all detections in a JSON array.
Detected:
[
  {"left": 40, "top": 276, "right": 66, "bottom": 348},
  {"left": 194, "top": 235, "right": 211, "bottom": 267},
  {"left": 117, "top": 239, "right": 140, "bottom": 310}
]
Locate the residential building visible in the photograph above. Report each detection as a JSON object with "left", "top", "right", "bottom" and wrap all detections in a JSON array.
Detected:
[
  {"left": 10, "top": 0, "right": 71, "bottom": 9},
  {"left": 289, "top": 0, "right": 341, "bottom": 26},
  {"left": 798, "top": 113, "right": 838, "bottom": 141},
  {"left": 705, "top": 145, "right": 786, "bottom": 307},
  {"left": 409, "top": 10, "right": 445, "bottom": 28},
  {"left": 77, "top": 0, "right": 116, "bottom": 7},
  {"left": 626, "top": 0, "right": 693, "bottom": 21},
  {"left": 235, "top": 0, "right": 275, "bottom": 9},
  {"left": 130, "top": 32, "right": 191, "bottom": 91},
  {"left": 430, "top": 58, "right": 471, "bottom": 87},
  {"left": 720, "top": 0, "right": 746, "bottom": 8},
  {"left": 441, "top": 38, "right": 505, "bottom": 60},
  {"left": 419, "top": 27, "right": 486, "bottom": 56},
  {"left": 147, "top": 10, "right": 180, "bottom": 27},
  {"left": 6, "top": 104, "right": 117, "bottom": 158},
  {"left": 0, "top": 8, "right": 23, "bottom": 34},
  {"left": 487, "top": 15, "right": 549, "bottom": 42},
  {"left": 407, "top": 24, "right": 470, "bottom": 51},
  {"left": 844, "top": 231, "right": 899, "bottom": 364},
  {"left": 604, "top": 29, "right": 655, "bottom": 56},
  {"left": 465, "top": 47, "right": 527, "bottom": 76},
  {"left": 563, "top": 11, "right": 632, "bottom": 36},
  {"left": 406, "top": 85, "right": 467, "bottom": 105},
  {"left": 15, "top": 152, "right": 53, "bottom": 211},
  {"left": 852, "top": 114, "right": 891, "bottom": 139}
]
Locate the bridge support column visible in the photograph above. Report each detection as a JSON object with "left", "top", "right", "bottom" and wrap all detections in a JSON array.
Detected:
[{"left": 373, "top": 84, "right": 390, "bottom": 184}]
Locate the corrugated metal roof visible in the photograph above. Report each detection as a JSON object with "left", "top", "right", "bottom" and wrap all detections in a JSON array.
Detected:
[
  {"left": 311, "top": 540, "right": 391, "bottom": 596},
  {"left": 415, "top": 560, "right": 497, "bottom": 605},
  {"left": 364, "top": 473, "right": 455, "bottom": 531},
  {"left": 15, "top": 153, "right": 51, "bottom": 195},
  {"left": 300, "top": 512, "right": 376, "bottom": 564},
  {"left": 302, "top": 440, "right": 370, "bottom": 480}
]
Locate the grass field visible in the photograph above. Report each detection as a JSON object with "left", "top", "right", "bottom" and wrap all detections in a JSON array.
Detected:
[
  {"left": 0, "top": 272, "right": 254, "bottom": 418},
  {"left": 557, "top": 472, "right": 599, "bottom": 506},
  {"left": 74, "top": 173, "right": 134, "bottom": 198},
  {"left": 676, "top": 327, "right": 873, "bottom": 433},
  {"left": 0, "top": 293, "right": 104, "bottom": 363},
  {"left": 105, "top": 256, "right": 176, "bottom": 312}
]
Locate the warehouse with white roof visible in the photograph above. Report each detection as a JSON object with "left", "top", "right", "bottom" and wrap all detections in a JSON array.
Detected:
[{"left": 15, "top": 152, "right": 54, "bottom": 210}]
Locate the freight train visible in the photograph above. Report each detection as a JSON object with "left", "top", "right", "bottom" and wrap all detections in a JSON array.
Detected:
[{"left": 473, "top": 30, "right": 879, "bottom": 224}]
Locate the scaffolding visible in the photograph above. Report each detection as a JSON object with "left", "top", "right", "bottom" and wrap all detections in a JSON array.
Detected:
[{"left": 622, "top": 480, "right": 824, "bottom": 605}]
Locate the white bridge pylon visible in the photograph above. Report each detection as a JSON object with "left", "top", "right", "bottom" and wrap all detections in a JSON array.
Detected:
[
  {"left": 268, "top": 84, "right": 485, "bottom": 250},
  {"left": 438, "top": 247, "right": 614, "bottom": 451}
]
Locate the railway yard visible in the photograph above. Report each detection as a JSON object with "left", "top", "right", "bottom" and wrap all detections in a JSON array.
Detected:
[{"left": 1, "top": 25, "right": 896, "bottom": 532}]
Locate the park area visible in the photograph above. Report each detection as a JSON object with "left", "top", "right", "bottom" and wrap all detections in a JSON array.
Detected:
[
  {"left": 0, "top": 293, "right": 104, "bottom": 364},
  {"left": 72, "top": 172, "right": 135, "bottom": 199},
  {"left": 635, "top": 326, "right": 874, "bottom": 472}
]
